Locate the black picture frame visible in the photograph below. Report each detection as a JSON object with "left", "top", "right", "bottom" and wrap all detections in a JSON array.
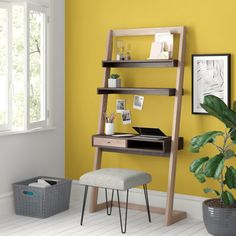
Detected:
[{"left": 192, "top": 54, "right": 231, "bottom": 114}]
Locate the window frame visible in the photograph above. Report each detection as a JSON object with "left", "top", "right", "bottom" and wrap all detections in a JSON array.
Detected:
[
  {"left": 0, "top": 2, "right": 12, "bottom": 131},
  {"left": 26, "top": 2, "right": 48, "bottom": 129},
  {"left": 0, "top": 0, "right": 50, "bottom": 132}
]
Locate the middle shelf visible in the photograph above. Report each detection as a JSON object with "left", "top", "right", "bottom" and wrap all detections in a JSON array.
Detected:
[{"left": 97, "top": 87, "right": 184, "bottom": 96}]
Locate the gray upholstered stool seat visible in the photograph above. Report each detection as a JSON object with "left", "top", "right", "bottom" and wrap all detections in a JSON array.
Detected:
[
  {"left": 79, "top": 168, "right": 152, "bottom": 234},
  {"left": 79, "top": 168, "right": 152, "bottom": 190}
]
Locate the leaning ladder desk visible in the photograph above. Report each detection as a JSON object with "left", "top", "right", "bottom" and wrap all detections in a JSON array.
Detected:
[{"left": 89, "top": 26, "right": 186, "bottom": 226}]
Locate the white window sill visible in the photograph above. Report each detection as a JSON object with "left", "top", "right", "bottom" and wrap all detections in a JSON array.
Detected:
[{"left": 0, "top": 126, "right": 56, "bottom": 137}]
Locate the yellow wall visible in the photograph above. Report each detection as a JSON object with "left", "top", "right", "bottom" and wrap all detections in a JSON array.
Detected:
[{"left": 65, "top": 0, "right": 236, "bottom": 198}]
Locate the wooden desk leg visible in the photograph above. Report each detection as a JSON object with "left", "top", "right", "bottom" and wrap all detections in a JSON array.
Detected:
[
  {"left": 89, "top": 30, "right": 112, "bottom": 213},
  {"left": 89, "top": 187, "right": 99, "bottom": 213},
  {"left": 165, "top": 26, "right": 186, "bottom": 225},
  {"left": 165, "top": 151, "right": 177, "bottom": 225}
]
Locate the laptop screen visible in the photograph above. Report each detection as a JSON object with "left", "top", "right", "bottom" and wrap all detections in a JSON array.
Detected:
[{"left": 132, "top": 127, "right": 166, "bottom": 137}]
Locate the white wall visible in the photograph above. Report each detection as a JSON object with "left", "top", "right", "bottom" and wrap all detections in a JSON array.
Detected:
[{"left": 0, "top": 0, "right": 65, "bottom": 215}]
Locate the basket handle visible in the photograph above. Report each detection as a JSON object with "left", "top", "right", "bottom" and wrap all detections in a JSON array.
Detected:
[{"left": 22, "top": 191, "right": 34, "bottom": 196}]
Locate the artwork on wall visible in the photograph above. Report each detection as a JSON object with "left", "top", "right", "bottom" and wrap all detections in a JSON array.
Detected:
[{"left": 192, "top": 54, "right": 230, "bottom": 114}]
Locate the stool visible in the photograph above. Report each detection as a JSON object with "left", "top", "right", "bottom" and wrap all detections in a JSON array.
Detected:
[{"left": 79, "top": 168, "right": 152, "bottom": 233}]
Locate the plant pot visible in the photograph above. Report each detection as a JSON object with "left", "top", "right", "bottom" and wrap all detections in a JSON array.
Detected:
[
  {"left": 203, "top": 199, "right": 236, "bottom": 236},
  {"left": 108, "top": 78, "right": 121, "bottom": 88}
]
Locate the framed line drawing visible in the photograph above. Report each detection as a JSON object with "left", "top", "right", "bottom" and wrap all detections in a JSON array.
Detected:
[{"left": 192, "top": 54, "right": 230, "bottom": 114}]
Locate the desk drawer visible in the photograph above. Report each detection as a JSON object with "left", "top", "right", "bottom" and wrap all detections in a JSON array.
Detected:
[{"left": 93, "top": 137, "right": 127, "bottom": 148}]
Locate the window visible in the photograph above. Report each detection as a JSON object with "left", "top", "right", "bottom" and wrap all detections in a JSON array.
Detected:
[
  {"left": 0, "top": 3, "right": 10, "bottom": 131},
  {"left": 0, "top": 1, "right": 49, "bottom": 132}
]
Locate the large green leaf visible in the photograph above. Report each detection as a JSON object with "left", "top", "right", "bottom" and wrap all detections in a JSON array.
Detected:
[
  {"left": 195, "top": 173, "right": 206, "bottom": 183},
  {"left": 204, "top": 154, "right": 224, "bottom": 177},
  {"left": 189, "top": 131, "right": 224, "bottom": 153},
  {"left": 194, "top": 162, "right": 207, "bottom": 183},
  {"left": 189, "top": 157, "right": 209, "bottom": 172},
  {"left": 204, "top": 188, "right": 220, "bottom": 196},
  {"left": 224, "top": 166, "right": 236, "bottom": 189},
  {"left": 201, "top": 95, "right": 236, "bottom": 128},
  {"left": 230, "top": 128, "right": 236, "bottom": 143},
  {"left": 214, "top": 159, "right": 225, "bottom": 179},
  {"left": 223, "top": 149, "right": 236, "bottom": 160},
  {"left": 221, "top": 191, "right": 235, "bottom": 206}
]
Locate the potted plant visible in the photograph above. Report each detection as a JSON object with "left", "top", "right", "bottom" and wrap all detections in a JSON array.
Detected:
[
  {"left": 108, "top": 74, "right": 121, "bottom": 88},
  {"left": 189, "top": 95, "right": 236, "bottom": 236}
]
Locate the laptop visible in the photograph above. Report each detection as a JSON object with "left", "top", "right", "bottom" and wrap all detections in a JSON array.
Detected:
[{"left": 132, "top": 127, "right": 167, "bottom": 139}]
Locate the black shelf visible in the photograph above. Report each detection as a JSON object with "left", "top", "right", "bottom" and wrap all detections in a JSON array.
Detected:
[
  {"left": 102, "top": 59, "right": 178, "bottom": 68},
  {"left": 101, "top": 147, "right": 171, "bottom": 157},
  {"left": 97, "top": 87, "right": 182, "bottom": 96}
]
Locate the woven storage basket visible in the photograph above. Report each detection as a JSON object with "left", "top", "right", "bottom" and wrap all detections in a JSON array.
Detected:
[{"left": 13, "top": 176, "right": 72, "bottom": 218}]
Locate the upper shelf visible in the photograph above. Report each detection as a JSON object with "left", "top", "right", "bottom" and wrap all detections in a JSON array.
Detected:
[
  {"left": 102, "top": 59, "right": 178, "bottom": 68},
  {"left": 97, "top": 87, "right": 179, "bottom": 96}
]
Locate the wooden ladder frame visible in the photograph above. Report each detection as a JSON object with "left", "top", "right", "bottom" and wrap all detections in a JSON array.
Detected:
[{"left": 89, "top": 26, "right": 186, "bottom": 226}]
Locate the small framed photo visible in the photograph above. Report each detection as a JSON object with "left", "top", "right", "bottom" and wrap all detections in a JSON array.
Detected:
[
  {"left": 192, "top": 54, "right": 231, "bottom": 114},
  {"left": 116, "top": 99, "right": 125, "bottom": 113},
  {"left": 121, "top": 110, "right": 131, "bottom": 124},
  {"left": 133, "top": 95, "right": 144, "bottom": 110}
]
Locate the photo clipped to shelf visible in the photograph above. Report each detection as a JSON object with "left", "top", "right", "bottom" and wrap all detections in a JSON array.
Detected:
[
  {"left": 116, "top": 99, "right": 125, "bottom": 113},
  {"left": 133, "top": 95, "right": 144, "bottom": 110},
  {"left": 192, "top": 54, "right": 230, "bottom": 114},
  {"left": 121, "top": 110, "right": 131, "bottom": 125}
]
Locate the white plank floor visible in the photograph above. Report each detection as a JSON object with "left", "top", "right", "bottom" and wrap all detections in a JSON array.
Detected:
[{"left": 0, "top": 199, "right": 211, "bottom": 236}]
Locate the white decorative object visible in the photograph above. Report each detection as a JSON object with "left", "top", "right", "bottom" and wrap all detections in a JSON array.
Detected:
[
  {"left": 155, "top": 32, "right": 173, "bottom": 58},
  {"left": 149, "top": 42, "right": 163, "bottom": 59},
  {"left": 105, "top": 123, "right": 114, "bottom": 135},
  {"left": 148, "top": 32, "right": 173, "bottom": 60},
  {"left": 108, "top": 78, "right": 121, "bottom": 88}
]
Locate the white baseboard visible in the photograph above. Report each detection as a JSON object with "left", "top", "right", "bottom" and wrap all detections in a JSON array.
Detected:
[
  {"left": 0, "top": 192, "right": 14, "bottom": 217},
  {"left": 71, "top": 180, "right": 207, "bottom": 220},
  {"left": 0, "top": 180, "right": 207, "bottom": 220}
]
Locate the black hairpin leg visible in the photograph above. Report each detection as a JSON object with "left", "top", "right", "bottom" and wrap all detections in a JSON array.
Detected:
[
  {"left": 117, "top": 189, "right": 129, "bottom": 234},
  {"left": 80, "top": 185, "right": 88, "bottom": 225},
  {"left": 105, "top": 188, "right": 114, "bottom": 215},
  {"left": 143, "top": 184, "right": 151, "bottom": 222}
]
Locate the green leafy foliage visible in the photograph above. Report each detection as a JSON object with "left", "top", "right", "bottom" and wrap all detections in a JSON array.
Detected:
[
  {"left": 221, "top": 191, "right": 235, "bottom": 205},
  {"left": 189, "top": 157, "right": 209, "bottom": 172},
  {"left": 230, "top": 128, "right": 236, "bottom": 143},
  {"left": 204, "top": 188, "right": 220, "bottom": 196},
  {"left": 224, "top": 166, "right": 236, "bottom": 189},
  {"left": 200, "top": 95, "right": 236, "bottom": 128},
  {"left": 223, "top": 149, "right": 236, "bottom": 160},
  {"left": 189, "top": 95, "right": 236, "bottom": 206},
  {"left": 110, "top": 74, "right": 120, "bottom": 79},
  {"left": 189, "top": 131, "right": 224, "bottom": 153},
  {"left": 195, "top": 163, "right": 207, "bottom": 183},
  {"left": 204, "top": 154, "right": 224, "bottom": 178}
]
